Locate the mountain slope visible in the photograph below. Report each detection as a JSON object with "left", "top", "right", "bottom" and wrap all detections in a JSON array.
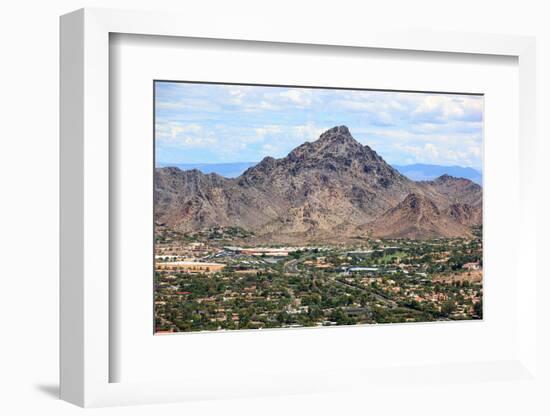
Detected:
[
  {"left": 367, "top": 193, "right": 473, "bottom": 239},
  {"left": 443, "top": 202, "right": 483, "bottom": 227},
  {"left": 155, "top": 126, "right": 482, "bottom": 241}
]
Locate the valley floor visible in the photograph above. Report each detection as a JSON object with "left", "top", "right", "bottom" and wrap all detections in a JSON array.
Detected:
[{"left": 154, "top": 227, "right": 483, "bottom": 332}]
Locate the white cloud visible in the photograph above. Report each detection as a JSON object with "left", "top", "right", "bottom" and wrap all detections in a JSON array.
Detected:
[
  {"left": 168, "top": 123, "right": 202, "bottom": 139},
  {"left": 156, "top": 122, "right": 217, "bottom": 149},
  {"left": 291, "top": 123, "right": 327, "bottom": 142},
  {"left": 424, "top": 143, "right": 439, "bottom": 160},
  {"left": 391, "top": 140, "right": 482, "bottom": 168},
  {"left": 412, "top": 95, "right": 482, "bottom": 122},
  {"left": 260, "top": 143, "right": 279, "bottom": 156},
  {"left": 154, "top": 82, "right": 483, "bottom": 168},
  {"left": 279, "top": 89, "right": 313, "bottom": 107},
  {"left": 255, "top": 125, "right": 283, "bottom": 137},
  {"left": 247, "top": 122, "right": 328, "bottom": 158}
]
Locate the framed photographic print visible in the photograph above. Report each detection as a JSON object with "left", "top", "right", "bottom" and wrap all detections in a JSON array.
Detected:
[{"left": 60, "top": 8, "right": 539, "bottom": 409}]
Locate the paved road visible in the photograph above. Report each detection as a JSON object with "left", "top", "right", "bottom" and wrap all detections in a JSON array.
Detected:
[
  {"left": 283, "top": 258, "right": 301, "bottom": 274},
  {"left": 334, "top": 277, "right": 398, "bottom": 309}
]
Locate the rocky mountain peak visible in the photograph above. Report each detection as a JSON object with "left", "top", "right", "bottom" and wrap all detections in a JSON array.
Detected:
[
  {"left": 287, "top": 125, "right": 392, "bottom": 174},
  {"left": 420, "top": 173, "right": 482, "bottom": 208},
  {"left": 433, "top": 174, "right": 465, "bottom": 184},
  {"left": 313, "top": 125, "right": 362, "bottom": 151},
  {"left": 235, "top": 126, "right": 410, "bottom": 203},
  {"left": 318, "top": 125, "right": 352, "bottom": 140}
]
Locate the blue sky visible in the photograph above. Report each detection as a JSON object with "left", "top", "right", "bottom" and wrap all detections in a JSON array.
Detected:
[{"left": 155, "top": 82, "right": 483, "bottom": 170}]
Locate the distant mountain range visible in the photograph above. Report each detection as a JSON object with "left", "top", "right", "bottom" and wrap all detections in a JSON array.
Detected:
[
  {"left": 155, "top": 126, "right": 482, "bottom": 242},
  {"left": 391, "top": 164, "right": 482, "bottom": 184},
  {"left": 157, "top": 161, "right": 482, "bottom": 184}
]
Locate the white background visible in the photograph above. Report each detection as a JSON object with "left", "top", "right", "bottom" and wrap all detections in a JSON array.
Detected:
[{"left": 1, "top": 1, "right": 548, "bottom": 415}]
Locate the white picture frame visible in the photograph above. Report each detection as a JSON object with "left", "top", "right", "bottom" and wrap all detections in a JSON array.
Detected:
[{"left": 60, "top": 7, "right": 538, "bottom": 408}]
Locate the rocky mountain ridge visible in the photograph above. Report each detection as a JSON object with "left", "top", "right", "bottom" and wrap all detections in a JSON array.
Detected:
[{"left": 155, "top": 126, "right": 482, "bottom": 242}]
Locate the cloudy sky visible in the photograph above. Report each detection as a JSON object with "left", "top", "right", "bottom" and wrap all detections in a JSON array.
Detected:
[{"left": 155, "top": 82, "right": 483, "bottom": 170}]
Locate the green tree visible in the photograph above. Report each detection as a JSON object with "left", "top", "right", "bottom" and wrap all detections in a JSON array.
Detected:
[
  {"left": 441, "top": 300, "right": 455, "bottom": 317},
  {"left": 474, "top": 299, "right": 483, "bottom": 318}
]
